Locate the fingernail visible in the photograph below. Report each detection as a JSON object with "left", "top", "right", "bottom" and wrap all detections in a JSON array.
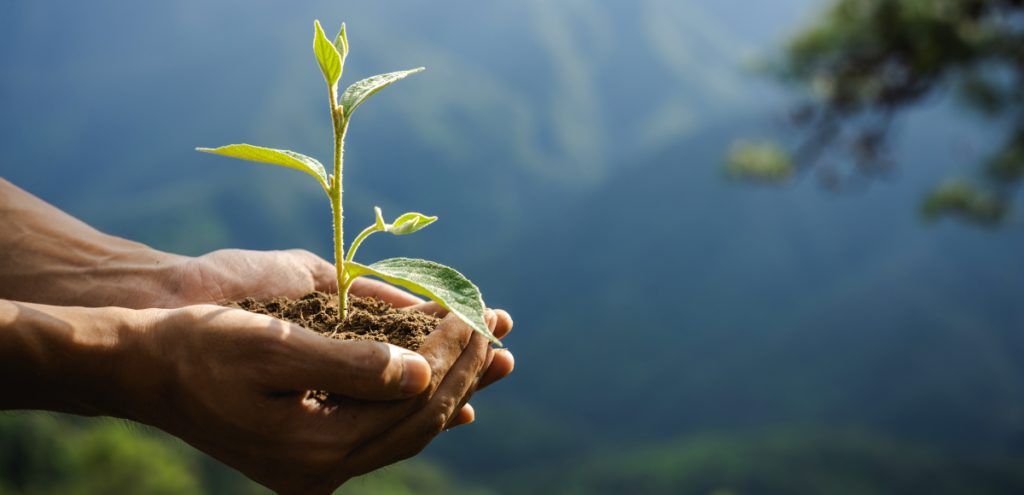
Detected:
[{"left": 400, "top": 353, "right": 430, "bottom": 394}]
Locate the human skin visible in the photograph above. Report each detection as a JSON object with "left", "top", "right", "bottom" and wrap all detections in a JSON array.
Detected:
[{"left": 0, "top": 177, "right": 514, "bottom": 494}]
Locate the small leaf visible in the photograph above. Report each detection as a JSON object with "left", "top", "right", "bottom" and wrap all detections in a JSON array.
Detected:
[
  {"left": 333, "top": 23, "right": 349, "bottom": 60},
  {"left": 373, "top": 207, "right": 437, "bottom": 235},
  {"left": 314, "top": 20, "right": 342, "bottom": 88},
  {"left": 197, "top": 144, "right": 328, "bottom": 189},
  {"left": 339, "top": 68, "right": 424, "bottom": 120},
  {"left": 374, "top": 206, "right": 387, "bottom": 230},
  {"left": 345, "top": 258, "right": 498, "bottom": 345},
  {"left": 386, "top": 212, "right": 437, "bottom": 235}
]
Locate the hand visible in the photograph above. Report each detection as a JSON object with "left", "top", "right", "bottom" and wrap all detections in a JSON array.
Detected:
[
  {"left": 0, "top": 298, "right": 512, "bottom": 494},
  {"left": 123, "top": 304, "right": 507, "bottom": 494},
  {"left": 348, "top": 278, "right": 516, "bottom": 428},
  {"left": 164, "top": 252, "right": 517, "bottom": 409},
  {"left": 162, "top": 248, "right": 337, "bottom": 307}
]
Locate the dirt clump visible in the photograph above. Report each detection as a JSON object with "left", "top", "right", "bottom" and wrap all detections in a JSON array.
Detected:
[{"left": 225, "top": 291, "right": 441, "bottom": 351}]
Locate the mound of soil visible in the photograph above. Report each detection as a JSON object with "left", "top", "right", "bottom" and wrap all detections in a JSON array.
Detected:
[
  {"left": 227, "top": 292, "right": 442, "bottom": 403},
  {"left": 225, "top": 291, "right": 441, "bottom": 351}
]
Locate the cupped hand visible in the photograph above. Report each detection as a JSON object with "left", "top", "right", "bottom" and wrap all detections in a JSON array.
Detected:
[
  {"left": 165, "top": 249, "right": 516, "bottom": 421},
  {"left": 159, "top": 248, "right": 337, "bottom": 308},
  {"left": 348, "top": 278, "right": 515, "bottom": 428},
  {"left": 123, "top": 304, "right": 505, "bottom": 495},
  {"left": 154, "top": 246, "right": 516, "bottom": 436}
]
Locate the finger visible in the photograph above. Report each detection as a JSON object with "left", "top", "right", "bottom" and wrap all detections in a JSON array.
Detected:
[
  {"left": 401, "top": 301, "right": 447, "bottom": 318},
  {"left": 444, "top": 345, "right": 493, "bottom": 429},
  {"left": 445, "top": 404, "right": 475, "bottom": 430},
  {"left": 439, "top": 313, "right": 497, "bottom": 426},
  {"left": 348, "top": 278, "right": 423, "bottom": 307},
  {"left": 491, "top": 309, "right": 513, "bottom": 340},
  {"left": 344, "top": 330, "right": 491, "bottom": 473},
  {"left": 286, "top": 249, "right": 338, "bottom": 294},
  {"left": 322, "top": 310, "right": 480, "bottom": 445},
  {"left": 319, "top": 313, "right": 481, "bottom": 454},
  {"left": 477, "top": 348, "right": 514, "bottom": 391},
  {"left": 276, "top": 336, "right": 431, "bottom": 400},
  {"left": 410, "top": 312, "right": 478, "bottom": 397},
  {"left": 398, "top": 332, "right": 490, "bottom": 453}
]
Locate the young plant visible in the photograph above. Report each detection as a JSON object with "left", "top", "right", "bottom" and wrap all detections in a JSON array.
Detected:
[{"left": 197, "top": 20, "right": 499, "bottom": 345}]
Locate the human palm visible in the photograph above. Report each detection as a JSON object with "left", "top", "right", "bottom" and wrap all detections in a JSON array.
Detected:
[{"left": 167, "top": 248, "right": 427, "bottom": 309}]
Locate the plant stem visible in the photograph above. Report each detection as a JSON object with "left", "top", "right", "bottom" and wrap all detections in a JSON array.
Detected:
[
  {"left": 329, "top": 90, "right": 349, "bottom": 320},
  {"left": 332, "top": 185, "right": 345, "bottom": 319},
  {"left": 334, "top": 126, "right": 349, "bottom": 319},
  {"left": 346, "top": 224, "right": 379, "bottom": 263}
]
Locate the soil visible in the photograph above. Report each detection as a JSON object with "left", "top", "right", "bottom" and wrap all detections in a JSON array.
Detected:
[
  {"left": 224, "top": 291, "right": 442, "bottom": 351},
  {"left": 226, "top": 291, "right": 442, "bottom": 403}
]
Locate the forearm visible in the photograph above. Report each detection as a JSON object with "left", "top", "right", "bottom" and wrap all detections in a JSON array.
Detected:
[
  {"left": 0, "top": 177, "right": 187, "bottom": 308},
  {"left": 0, "top": 299, "right": 160, "bottom": 418}
]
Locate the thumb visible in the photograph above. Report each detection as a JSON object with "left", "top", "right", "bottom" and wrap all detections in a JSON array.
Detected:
[
  {"left": 283, "top": 249, "right": 337, "bottom": 294},
  {"left": 278, "top": 336, "right": 431, "bottom": 400}
]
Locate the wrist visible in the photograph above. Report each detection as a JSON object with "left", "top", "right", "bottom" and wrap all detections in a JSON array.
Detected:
[
  {"left": 85, "top": 244, "right": 192, "bottom": 309},
  {"left": 0, "top": 300, "right": 167, "bottom": 418},
  {"left": 0, "top": 236, "right": 188, "bottom": 309},
  {"left": 0, "top": 177, "right": 190, "bottom": 308},
  {"left": 105, "top": 306, "right": 183, "bottom": 426}
]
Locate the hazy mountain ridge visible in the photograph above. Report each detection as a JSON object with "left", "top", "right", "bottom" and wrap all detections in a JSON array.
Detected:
[
  {"left": 453, "top": 110, "right": 1024, "bottom": 470},
  {"left": 4, "top": 1, "right": 1024, "bottom": 490},
  {"left": 0, "top": 0, "right": 798, "bottom": 264}
]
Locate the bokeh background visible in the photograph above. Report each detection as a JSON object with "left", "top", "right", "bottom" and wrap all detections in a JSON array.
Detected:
[{"left": 3, "top": 1, "right": 1024, "bottom": 493}]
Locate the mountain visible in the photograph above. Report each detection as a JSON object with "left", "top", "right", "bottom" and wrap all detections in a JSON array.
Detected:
[
  {"left": 0, "top": 0, "right": 814, "bottom": 259},
  {"left": 4, "top": 1, "right": 1024, "bottom": 492},
  {"left": 424, "top": 107, "right": 1024, "bottom": 477}
]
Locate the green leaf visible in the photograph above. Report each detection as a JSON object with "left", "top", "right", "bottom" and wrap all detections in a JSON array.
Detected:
[
  {"left": 373, "top": 207, "right": 437, "bottom": 234},
  {"left": 196, "top": 144, "right": 328, "bottom": 189},
  {"left": 386, "top": 211, "right": 437, "bottom": 235},
  {"left": 333, "top": 23, "right": 349, "bottom": 60},
  {"left": 313, "top": 20, "right": 342, "bottom": 88},
  {"left": 345, "top": 258, "right": 498, "bottom": 345},
  {"left": 339, "top": 68, "right": 424, "bottom": 120}
]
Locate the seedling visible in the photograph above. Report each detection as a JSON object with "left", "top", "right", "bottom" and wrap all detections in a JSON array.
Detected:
[{"left": 198, "top": 20, "right": 499, "bottom": 345}]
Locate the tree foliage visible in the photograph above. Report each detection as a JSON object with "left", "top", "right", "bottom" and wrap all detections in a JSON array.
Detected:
[{"left": 740, "top": 0, "right": 1024, "bottom": 225}]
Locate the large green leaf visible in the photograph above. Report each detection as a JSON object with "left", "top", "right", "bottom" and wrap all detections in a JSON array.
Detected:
[
  {"left": 313, "top": 20, "right": 342, "bottom": 88},
  {"left": 339, "top": 68, "right": 424, "bottom": 120},
  {"left": 196, "top": 144, "right": 328, "bottom": 189},
  {"left": 345, "top": 258, "right": 498, "bottom": 345}
]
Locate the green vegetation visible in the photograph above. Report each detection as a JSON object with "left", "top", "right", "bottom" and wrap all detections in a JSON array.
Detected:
[
  {"left": 0, "top": 414, "right": 203, "bottom": 495},
  {"left": 334, "top": 462, "right": 497, "bottom": 495},
  {"left": 0, "top": 414, "right": 495, "bottom": 495},
  {"left": 723, "top": 140, "right": 794, "bottom": 183},
  {"left": 10, "top": 414, "right": 1024, "bottom": 495},
  {"left": 734, "top": 0, "right": 1024, "bottom": 224},
  {"left": 197, "top": 20, "right": 497, "bottom": 344},
  {"left": 921, "top": 179, "right": 1009, "bottom": 225},
  {"left": 504, "top": 432, "right": 1024, "bottom": 495}
]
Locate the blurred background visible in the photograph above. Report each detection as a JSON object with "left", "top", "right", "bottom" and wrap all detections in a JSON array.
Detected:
[{"left": 2, "top": 0, "right": 1024, "bottom": 493}]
